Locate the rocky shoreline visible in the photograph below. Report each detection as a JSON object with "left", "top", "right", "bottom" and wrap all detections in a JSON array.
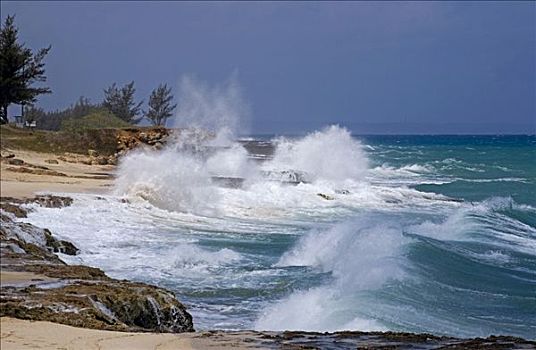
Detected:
[
  {"left": 1, "top": 190, "right": 534, "bottom": 349},
  {"left": 0, "top": 196, "right": 194, "bottom": 333}
]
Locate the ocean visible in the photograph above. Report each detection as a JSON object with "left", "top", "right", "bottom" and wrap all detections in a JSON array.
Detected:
[{"left": 22, "top": 126, "right": 536, "bottom": 339}]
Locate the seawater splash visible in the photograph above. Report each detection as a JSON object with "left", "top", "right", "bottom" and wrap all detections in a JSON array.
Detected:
[
  {"left": 171, "top": 74, "right": 250, "bottom": 139},
  {"left": 266, "top": 125, "right": 368, "bottom": 183},
  {"left": 114, "top": 75, "right": 254, "bottom": 214},
  {"left": 113, "top": 151, "right": 218, "bottom": 215},
  {"left": 114, "top": 125, "right": 370, "bottom": 215},
  {"left": 20, "top": 135, "right": 536, "bottom": 338},
  {"left": 255, "top": 219, "right": 407, "bottom": 331}
]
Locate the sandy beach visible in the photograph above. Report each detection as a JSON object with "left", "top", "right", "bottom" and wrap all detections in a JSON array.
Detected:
[
  {"left": 0, "top": 148, "right": 114, "bottom": 199},
  {"left": 0, "top": 317, "right": 264, "bottom": 350}
]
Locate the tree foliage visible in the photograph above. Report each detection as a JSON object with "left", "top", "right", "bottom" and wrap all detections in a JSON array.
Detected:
[
  {"left": 103, "top": 81, "right": 143, "bottom": 124},
  {"left": 27, "top": 96, "right": 102, "bottom": 130},
  {"left": 145, "top": 83, "right": 176, "bottom": 126},
  {"left": 0, "top": 15, "right": 51, "bottom": 124},
  {"left": 23, "top": 104, "right": 45, "bottom": 123}
]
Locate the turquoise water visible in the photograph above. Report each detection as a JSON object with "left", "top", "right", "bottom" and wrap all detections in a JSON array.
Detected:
[{"left": 25, "top": 132, "right": 536, "bottom": 339}]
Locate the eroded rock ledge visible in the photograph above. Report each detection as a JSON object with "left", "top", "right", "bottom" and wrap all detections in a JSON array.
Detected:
[{"left": 0, "top": 196, "right": 194, "bottom": 333}]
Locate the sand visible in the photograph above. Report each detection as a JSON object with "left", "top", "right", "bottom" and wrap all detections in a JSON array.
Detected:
[
  {"left": 1, "top": 317, "right": 192, "bottom": 350},
  {"left": 0, "top": 149, "right": 114, "bottom": 199},
  {"left": 0, "top": 271, "right": 58, "bottom": 287},
  {"left": 0, "top": 318, "right": 263, "bottom": 350}
]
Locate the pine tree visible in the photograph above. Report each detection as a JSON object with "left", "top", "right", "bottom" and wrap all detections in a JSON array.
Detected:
[
  {"left": 0, "top": 15, "right": 51, "bottom": 124},
  {"left": 103, "top": 81, "right": 143, "bottom": 124},
  {"left": 145, "top": 83, "right": 176, "bottom": 126}
]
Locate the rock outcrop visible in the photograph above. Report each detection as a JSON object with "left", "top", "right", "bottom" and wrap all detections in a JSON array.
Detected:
[
  {"left": 60, "top": 127, "right": 171, "bottom": 166},
  {"left": 0, "top": 197, "right": 194, "bottom": 333},
  {"left": 115, "top": 127, "right": 170, "bottom": 155}
]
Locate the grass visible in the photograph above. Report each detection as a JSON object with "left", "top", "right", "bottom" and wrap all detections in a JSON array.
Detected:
[
  {"left": 60, "top": 110, "right": 130, "bottom": 132},
  {"left": 1, "top": 125, "right": 119, "bottom": 156}
]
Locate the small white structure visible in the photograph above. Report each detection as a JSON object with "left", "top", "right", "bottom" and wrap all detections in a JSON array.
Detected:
[{"left": 24, "top": 121, "right": 37, "bottom": 129}]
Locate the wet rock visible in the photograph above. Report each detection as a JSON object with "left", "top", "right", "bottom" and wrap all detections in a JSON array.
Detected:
[
  {"left": 0, "top": 216, "right": 65, "bottom": 264},
  {"left": 6, "top": 158, "right": 25, "bottom": 165},
  {"left": 33, "top": 195, "right": 73, "bottom": 208},
  {"left": 1, "top": 279, "right": 194, "bottom": 333},
  {"left": 0, "top": 200, "right": 195, "bottom": 333},
  {"left": 317, "top": 193, "right": 335, "bottom": 200},
  {"left": 96, "top": 156, "right": 109, "bottom": 165},
  {"left": 1, "top": 152, "right": 15, "bottom": 159},
  {"left": 25, "top": 163, "right": 50, "bottom": 170},
  {"left": 6, "top": 166, "right": 67, "bottom": 177},
  {"left": 92, "top": 282, "right": 194, "bottom": 332},
  {"left": 22, "top": 264, "right": 110, "bottom": 280},
  {"left": 0, "top": 196, "right": 72, "bottom": 218},
  {"left": 0, "top": 202, "right": 28, "bottom": 218},
  {"left": 44, "top": 229, "right": 79, "bottom": 255}
]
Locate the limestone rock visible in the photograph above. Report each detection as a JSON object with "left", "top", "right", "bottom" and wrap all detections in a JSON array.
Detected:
[
  {"left": 6, "top": 158, "right": 25, "bottom": 165},
  {"left": 0, "top": 199, "right": 195, "bottom": 333},
  {"left": 1, "top": 151, "right": 15, "bottom": 159}
]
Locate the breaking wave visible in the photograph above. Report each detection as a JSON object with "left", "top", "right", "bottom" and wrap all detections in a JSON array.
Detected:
[{"left": 114, "top": 125, "right": 370, "bottom": 216}]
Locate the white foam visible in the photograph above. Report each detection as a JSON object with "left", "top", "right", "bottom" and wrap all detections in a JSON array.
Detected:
[
  {"left": 255, "top": 219, "right": 407, "bottom": 331},
  {"left": 475, "top": 250, "right": 513, "bottom": 265},
  {"left": 173, "top": 245, "right": 242, "bottom": 271},
  {"left": 408, "top": 197, "right": 536, "bottom": 254},
  {"left": 114, "top": 149, "right": 219, "bottom": 215},
  {"left": 265, "top": 125, "right": 368, "bottom": 183},
  {"left": 206, "top": 143, "right": 258, "bottom": 179}
]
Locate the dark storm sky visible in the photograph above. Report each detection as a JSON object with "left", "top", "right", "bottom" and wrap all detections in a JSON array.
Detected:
[{"left": 1, "top": 1, "right": 535, "bottom": 134}]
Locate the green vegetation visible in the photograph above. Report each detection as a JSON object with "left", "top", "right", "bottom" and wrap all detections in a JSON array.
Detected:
[
  {"left": 60, "top": 109, "right": 129, "bottom": 132},
  {"left": 25, "top": 97, "right": 101, "bottom": 131},
  {"left": 0, "top": 15, "right": 51, "bottom": 124},
  {"left": 103, "top": 81, "right": 143, "bottom": 124},
  {"left": 1, "top": 124, "right": 118, "bottom": 156},
  {"left": 145, "top": 83, "right": 176, "bottom": 126},
  {"left": 1, "top": 16, "right": 177, "bottom": 130}
]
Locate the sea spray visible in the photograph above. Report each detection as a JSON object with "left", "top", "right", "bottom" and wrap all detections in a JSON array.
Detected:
[
  {"left": 255, "top": 219, "right": 407, "bottom": 331},
  {"left": 115, "top": 75, "right": 254, "bottom": 214},
  {"left": 266, "top": 125, "right": 369, "bottom": 183},
  {"left": 171, "top": 74, "right": 250, "bottom": 138},
  {"left": 115, "top": 125, "right": 370, "bottom": 215},
  {"left": 206, "top": 144, "right": 259, "bottom": 180},
  {"left": 114, "top": 150, "right": 218, "bottom": 215},
  {"left": 114, "top": 77, "right": 369, "bottom": 212},
  {"left": 21, "top": 135, "right": 536, "bottom": 338}
]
